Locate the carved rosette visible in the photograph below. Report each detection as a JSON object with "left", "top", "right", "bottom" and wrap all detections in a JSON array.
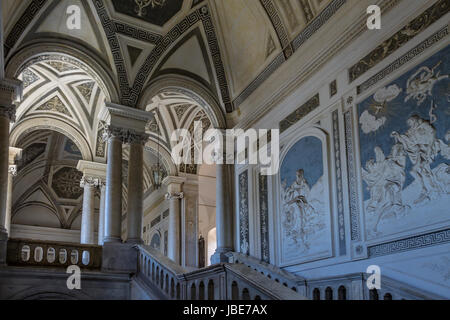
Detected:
[
  {"left": 165, "top": 192, "right": 184, "bottom": 200},
  {"left": 8, "top": 165, "right": 17, "bottom": 177},
  {"left": 80, "top": 176, "right": 101, "bottom": 188},
  {"left": 0, "top": 106, "right": 16, "bottom": 122}
]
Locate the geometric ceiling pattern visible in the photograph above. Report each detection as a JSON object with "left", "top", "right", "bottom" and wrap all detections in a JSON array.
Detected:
[
  {"left": 12, "top": 130, "right": 87, "bottom": 230},
  {"left": 4, "top": 0, "right": 341, "bottom": 113}
]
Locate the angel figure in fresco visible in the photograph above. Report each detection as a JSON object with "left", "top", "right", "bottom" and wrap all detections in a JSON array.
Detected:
[
  {"left": 391, "top": 115, "right": 444, "bottom": 203},
  {"left": 362, "top": 145, "right": 408, "bottom": 231},
  {"left": 283, "top": 169, "right": 316, "bottom": 249},
  {"left": 404, "top": 61, "right": 449, "bottom": 106}
]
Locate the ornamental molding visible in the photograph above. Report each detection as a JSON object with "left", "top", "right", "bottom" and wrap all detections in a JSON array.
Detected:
[
  {"left": 165, "top": 192, "right": 184, "bottom": 200},
  {"left": 0, "top": 105, "right": 16, "bottom": 122},
  {"left": 80, "top": 176, "right": 101, "bottom": 188},
  {"left": 8, "top": 165, "right": 18, "bottom": 177},
  {"left": 98, "top": 102, "right": 154, "bottom": 130}
]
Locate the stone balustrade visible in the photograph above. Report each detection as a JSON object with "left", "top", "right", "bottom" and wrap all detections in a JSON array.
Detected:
[
  {"left": 7, "top": 239, "right": 102, "bottom": 270},
  {"left": 136, "top": 245, "right": 307, "bottom": 300}
]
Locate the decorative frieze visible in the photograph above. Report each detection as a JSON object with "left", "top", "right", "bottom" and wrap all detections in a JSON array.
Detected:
[
  {"left": 259, "top": 174, "right": 270, "bottom": 263},
  {"left": 349, "top": 0, "right": 450, "bottom": 82},
  {"left": 8, "top": 165, "right": 17, "bottom": 177},
  {"left": 344, "top": 107, "right": 361, "bottom": 242},
  {"left": 368, "top": 229, "right": 450, "bottom": 258},
  {"left": 357, "top": 26, "right": 449, "bottom": 94},
  {"left": 239, "top": 170, "right": 250, "bottom": 255},
  {"left": 165, "top": 192, "right": 184, "bottom": 200},
  {"left": 333, "top": 110, "right": 346, "bottom": 255},
  {"left": 279, "top": 94, "right": 320, "bottom": 133}
]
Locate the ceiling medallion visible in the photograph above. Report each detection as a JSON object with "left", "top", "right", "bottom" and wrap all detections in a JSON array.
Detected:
[{"left": 135, "top": 0, "right": 167, "bottom": 17}]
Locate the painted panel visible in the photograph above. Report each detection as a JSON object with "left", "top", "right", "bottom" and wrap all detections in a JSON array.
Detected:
[
  {"left": 259, "top": 174, "right": 270, "bottom": 263},
  {"left": 280, "top": 136, "right": 332, "bottom": 264},
  {"left": 358, "top": 45, "right": 450, "bottom": 241}
]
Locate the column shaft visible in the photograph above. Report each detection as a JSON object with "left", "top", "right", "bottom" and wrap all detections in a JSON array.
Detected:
[
  {"left": 98, "top": 184, "right": 106, "bottom": 245},
  {"left": 127, "top": 141, "right": 144, "bottom": 243},
  {"left": 5, "top": 168, "right": 14, "bottom": 234},
  {"left": 104, "top": 136, "right": 123, "bottom": 243},
  {"left": 0, "top": 116, "right": 10, "bottom": 234},
  {"left": 80, "top": 180, "right": 96, "bottom": 244},
  {"left": 212, "top": 164, "right": 234, "bottom": 263},
  {"left": 168, "top": 196, "right": 181, "bottom": 263}
]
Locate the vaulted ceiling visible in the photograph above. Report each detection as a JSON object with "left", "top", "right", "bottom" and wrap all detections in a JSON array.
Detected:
[{"left": 3, "top": 0, "right": 338, "bottom": 114}]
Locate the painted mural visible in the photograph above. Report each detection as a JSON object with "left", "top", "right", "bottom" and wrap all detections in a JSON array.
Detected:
[
  {"left": 358, "top": 45, "right": 450, "bottom": 241},
  {"left": 280, "top": 136, "right": 332, "bottom": 264}
]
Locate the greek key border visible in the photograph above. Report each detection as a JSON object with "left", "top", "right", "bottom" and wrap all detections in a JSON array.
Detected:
[{"left": 368, "top": 229, "right": 450, "bottom": 257}]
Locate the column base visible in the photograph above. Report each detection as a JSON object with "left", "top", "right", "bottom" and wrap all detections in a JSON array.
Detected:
[
  {"left": 102, "top": 242, "right": 138, "bottom": 274},
  {"left": 126, "top": 238, "right": 143, "bottom": 245},
  {"left": 103, "top": 236, "right": 122, "bottom": 244},
  {"left": 0, "top": 230, "right": 8, "bottom": 266},
  {"left": 211, "top": 248, "right": 233, "bottom": 264}
]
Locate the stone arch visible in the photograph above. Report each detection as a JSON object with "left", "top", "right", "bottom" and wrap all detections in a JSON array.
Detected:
[
  {"left": 5, "top": 43, "right": 119, "bottom": 104},
  {"left": 10, "top": 118, "right": 93, "bottom": 161},
  {"left": 138, "top": 74, "right": 226, "bottom": 129}
]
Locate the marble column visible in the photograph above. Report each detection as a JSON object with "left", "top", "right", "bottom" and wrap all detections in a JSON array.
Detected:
[
  {"left": 98, "top": 102, "right": 153, "bottom": 273},
  {"left": 4, "top": 147, "right": 21, "bottom": 235},
  {"left": 5, "top": 165, "right": 17, "bottom": 235},
  {"left": 126, "top": 133, "right": 148, "bottom": 244},
  {"left": 80, "top": 176, "right": 98, "bottom": 244},
  {"left": 164, "top": 176, "right": 185, "bottom": 264},
  {"left": 211, "top": 163, "right": 234, "bottom": 264},
  {"left": 102, "top": 127, "right": 124, "bottom": 243},
  {"left": 77, "top": 161, "right": 107, "bottom": 245},
  {"left": 98, "top": 182, "right": 106, "bottom": 245},
  {"left": 0, "top": 80, "right": 22, "bottom": 265}
]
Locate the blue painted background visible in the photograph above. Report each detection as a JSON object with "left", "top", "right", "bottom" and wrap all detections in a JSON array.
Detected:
[
  {"left": 281, "top": 136, "right": 323, "bottom": 188},
  {"left": 358, "top": 45, "right": 450, "bottom": 200}
]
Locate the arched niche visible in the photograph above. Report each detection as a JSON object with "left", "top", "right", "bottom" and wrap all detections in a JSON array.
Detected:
[{"left": 277, "top": 127, "right": 333, "bottom": 266}]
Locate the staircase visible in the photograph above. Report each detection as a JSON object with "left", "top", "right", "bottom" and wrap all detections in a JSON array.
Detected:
[{"left": 0, "top": 238, "right": 444, "bottom": 300}]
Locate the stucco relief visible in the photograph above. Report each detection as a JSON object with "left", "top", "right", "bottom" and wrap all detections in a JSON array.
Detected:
[
  {"left": 280, "top": 136, "right": 332, "bottom": 264},
  {"left": 358, "top": 45, "right": 450, "bottom": 241}
]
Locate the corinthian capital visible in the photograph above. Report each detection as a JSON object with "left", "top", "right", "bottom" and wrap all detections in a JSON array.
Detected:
[
  {"left": 165, "top": 192, "right": 184, "bottom": 200},
  {"left": 102, "top": 125, "right": 128, "bottom": 143},
  {"left": 80, "top": 176, "right": 101, "bottom": 188},
  {"left": 0, "top": 105, "right": 16, "bottom": 122},
  {"left": 124, "top": 130, "right": 149, "bottom": 145}
]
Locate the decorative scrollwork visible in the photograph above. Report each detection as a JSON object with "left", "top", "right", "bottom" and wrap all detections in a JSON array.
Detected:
[{"left": 165, "top": 192, "right": 184, "bottom": 200}]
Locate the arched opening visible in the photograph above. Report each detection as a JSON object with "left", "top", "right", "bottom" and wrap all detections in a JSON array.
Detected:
[
  {"left": 338, "top": 286, "right": 347, "bottom": 300},
  {"left": 313, "top": 288, "right": 321, "bottom": 300},
  {"left": 170, "top": 278, "right": 175, "bottom": 299},
  {"left": 208, "top": 280, "right": 215, "bottom": 300},
  {"left": 139, "top": 78, "right": 225, "bottom": 269},
  {"left": 369, "top": 289, "right": 379, "bottom": 301},
  {"left": 242, "top": 288, "right": 251, "bottom": 300},
  {"left": 198, "top": 281, "right": 205, "bottom": 300},
  {"left": 325, "top": 287, "right": 333, "bottom": 300},
  {"left": 231, "top": 281, "right": 239, "bottom": 300},
  {"left": 190, "top": 283, "right": 197, "bottom": 300},
  {"left": 384, "top": 293, "right": 393, "bottom": 300}
]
